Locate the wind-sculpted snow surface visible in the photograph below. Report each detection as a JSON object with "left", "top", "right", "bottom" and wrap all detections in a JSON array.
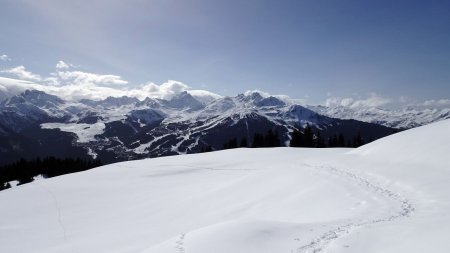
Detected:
[{"left": 0, "top": 120, "right": 449, "bottom": 253}]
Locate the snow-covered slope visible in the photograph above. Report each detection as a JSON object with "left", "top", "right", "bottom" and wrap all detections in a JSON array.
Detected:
[
  {"left": 350, "top": 117, "right": 450, "bottom": 168},
  {"left": 0, "top": 119, "right": 449, "bottom": 253},
  {"left": 336, "top": 119, "right": 450, "bottom": 253}
]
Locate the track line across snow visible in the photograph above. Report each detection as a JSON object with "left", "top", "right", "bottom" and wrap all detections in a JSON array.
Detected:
[
  {"left": 293, "top": 164, "right": 415, "bottom": 253},
  {"left": 38, "top": 184, "right": 68, "bottom": 243}
]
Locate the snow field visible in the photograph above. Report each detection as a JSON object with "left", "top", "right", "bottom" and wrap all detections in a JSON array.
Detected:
[{"left": 0, "top": 119, "right": 449, "bottom": 253}]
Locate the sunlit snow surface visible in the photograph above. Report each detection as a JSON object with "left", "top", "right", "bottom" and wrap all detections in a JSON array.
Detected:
[
  {"left": 41, "top": 122, "right": 106, "bottom": 143},
  {"left": 1, "top": 120, "right": 449, "bottom": 253}
]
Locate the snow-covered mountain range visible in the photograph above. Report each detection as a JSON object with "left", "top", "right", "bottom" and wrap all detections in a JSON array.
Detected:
[
  {"left": 0, "top": 77, "right": 448, "bottom": 164},
  {"left": 0, "top": 88, "right": 396, "bottom": 165},
  {"left": 311, "top": 104, "right": 450, "bottom": 129}
]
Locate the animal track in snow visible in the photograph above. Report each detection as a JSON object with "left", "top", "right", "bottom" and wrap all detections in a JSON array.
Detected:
[
  {"left": 293, "top": 164, "right": 414, "bottom": 253},
  {"left": 175, "top": 233, "right": 186, "bottom": 253}
]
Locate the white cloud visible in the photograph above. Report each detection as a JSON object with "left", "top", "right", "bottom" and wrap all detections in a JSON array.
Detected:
[
  {"left": 130, "top": 80, "right": 189, "bottom": 100},
  {"left": 423, "top": 99, "right": 450, "bottom": 107},
  {"left": 352, "top": 93, "right": 391, "bottom": 108},
  {"left": 242, "top": 89, "right": 306, "bottom": 105},
  {"left": 1, "top": 66, "right": 42, "bottom": 81},
  {"left": 0, "top": 78, "right": 36, "bottom": 101},
  {"left": 325, "top": 97, "right": 349, "bottom": 107},
  {"left": 325, "top": 97, "right": 354, "bottom": 107},
  {"left": 244, "top": 90, "right": 271, "bottom": 97},
  {"left": 325, "top": 93, "right": 391, "bottom": 108},
  {"left": 56, "top": 60, "right": 72, "bottom": 69},
  {"left": 0, "top": 60, "right": 127, "bottom": 87},
  {"left": 5, "top": 61, "right": 443, "bottom": 111},
  {"left": 125, "top": 80, "right": 223, "bottom": 101},
  {"left": 0, "top": 54, "right": 10, "bottom": 61},
  {"left": 0, "top": 75, "right": 222, "bottom": 102},
  {"left": 188, "top": 89, "right": 222, "bottom": 99},
  {"left": 0, "top": 61, "right": 220, "bottom": 101},
  {"left": 183, "top": 89, "right": 222, "bottom": 104},
  {"left": 324, "top": 94, "right": 450, "bottom": 110},
  {"left": 57, "top": 70, "right": 128, "bottom": 86},
  {"left": 399, "top": 96, "right": 410, "bottom": 104}
]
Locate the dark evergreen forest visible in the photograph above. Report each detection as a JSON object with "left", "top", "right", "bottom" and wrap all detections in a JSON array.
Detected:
[{"left": 0, "top": 157, "right": 102, "bottom": 191}]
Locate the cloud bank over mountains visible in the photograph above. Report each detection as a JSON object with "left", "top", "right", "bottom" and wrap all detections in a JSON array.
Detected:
[
  {"left": 324, "top": 93, "right": 392, "bottom": 109},
  {"left": 1, "top": 66, "right": 42, "bottom": 82},
  {"left": 0, "top": 59, "right": 448, "bottom": 110},
  {"left": 0, "top": 60, "right": 221, "bottom": 102}
]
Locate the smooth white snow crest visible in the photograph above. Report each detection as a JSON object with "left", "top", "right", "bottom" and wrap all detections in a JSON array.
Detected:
[{"left": 0, "top": 120, "right": 449, "bottom": 253}]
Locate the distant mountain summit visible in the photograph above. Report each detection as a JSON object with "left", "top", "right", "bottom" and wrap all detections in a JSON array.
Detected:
[
  {"left": 80, "top": 96, "right": 140, "bottom": 108},
  {"left": 164, "top": 91, "right": 205, "bottom": 111},
  {"left": 2, "top": 89, "right": 64, "bottom": 108},
  {"left": 311, "top": 104, "right": 450, "bottom": 129}
]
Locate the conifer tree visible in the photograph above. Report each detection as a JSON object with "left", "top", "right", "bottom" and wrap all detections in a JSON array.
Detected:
[
  {"left": 303, "top": 124, "right": 314, "bottom": 147},
  {"left": 290, "top": 129, "right": 304, "bottom": 147},
  {"left": 240, "top": 138, "right": 248, "bottom": 148},
  {"left": 351, "top": 132, "right": 364, "bottom": 147},
  {"left": 264, "top": 129, "right": 280, "bottom": 147},
  {"left": 251, "top": 133, "right": 265, "bottom": 148},
  {"left": 223, "top": 138, "right": 238, "bottom": 149},
  {"left": 338, "top": 133, "right": 345, "bottom": 147},
  {"left": 315, "top": 131, "right": 326, "bottom": 148}
]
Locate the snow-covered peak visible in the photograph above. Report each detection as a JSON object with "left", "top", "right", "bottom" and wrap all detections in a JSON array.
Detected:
[
  {"left": 1, "top": 89, "right": 64, "bottom": 108},
  {"left": 136, "top": 97, "right": 163, "bottom": 108},
  {"left": 0, "top": 90, "right": 69, "bottom": 132},
  {"left": 128, "top": 109, "right": 165, "bottom": 125},
  {"left": 187, "top": 90, "right": 223, "bottom": 105},
  {"left": 283, "top": 104, "right": 328, "bottom": 125},
  {"left": 80, "top": 96, "right": 139, "bottom": 108},
  {"left": 164, "top": 91, "right": 204, "bottom": 111},
  {"left": 255, "top": 96, "right": 286, "bottom": 107},
  {"left": 236, "top": 91, "right": 264, "bottom": 104},
  {"left": 102, "top": 96, "right": 139, "bottom": 107},
  {"left": 202, "top": 97, "right": 236, "bottom": 114},
  {"left": 233, "top": 92, "right": 290, "bottom": 109}
]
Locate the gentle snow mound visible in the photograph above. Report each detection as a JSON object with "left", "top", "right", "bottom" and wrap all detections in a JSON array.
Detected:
[{"left": 349, "top": 119, "right": 450, "bottom": 169}]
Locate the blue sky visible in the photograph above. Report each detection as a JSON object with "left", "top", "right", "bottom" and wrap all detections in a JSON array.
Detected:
[{"left": 0, "top": 0, "right": 449, "bottom": 104}]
